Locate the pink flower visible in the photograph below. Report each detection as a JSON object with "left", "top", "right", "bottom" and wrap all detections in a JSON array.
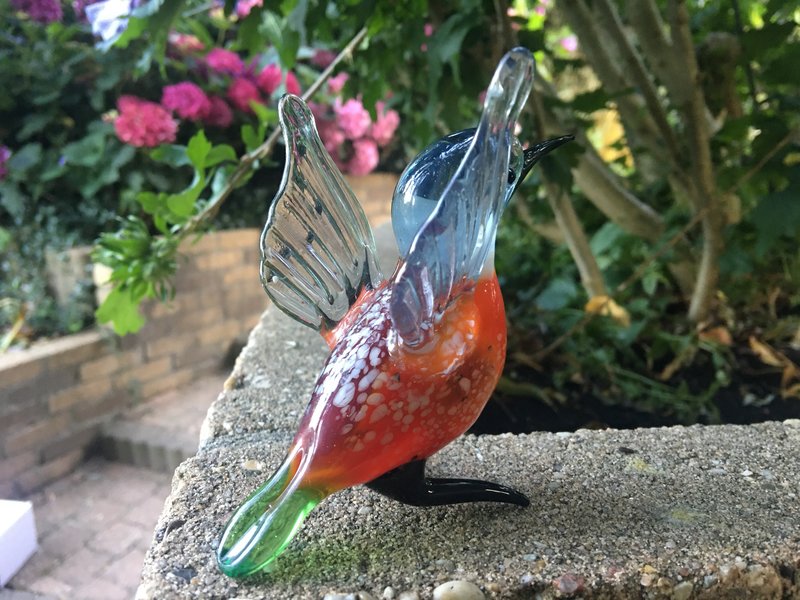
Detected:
[
  {"left": 285, "top": 71, "right": 301, "bottom": 96},
  {"left": 235, "top": 0, "right": 262, "bottom": 18},
  {"left": 205, "top": 48, "right": 244, "bottom": 76},
  {"left": 161, "top": 82, "right": 212, "bottom": 121},
  {"left": 0, "top": 146, "right": 11, "bottom": 180},
  {"left": 257, "top": 65, "right": 301, "bottom": 97},
  {"left": 334, "top": 98, "right": 371, "bottom": 140},
  {"left": 370, "top": 101, "right": 400, "bottom": 147},
  {"left": 12, "top": 0, "right": 62, "bottom": 23},
  {"left": 311, "top": 49, "right": 337, "bottom": 69},
  {"left": 114, "top": 96, "right": 177, "bottom": 148},
  {"left": 316, "top": 119, "right": 346, "bottom": 155},
  {"left": 421, "top": 22, "right": 434, "bottom": 52},
  {"left": 346, "top": 139, "right": 379, "bottom": 176},
  {"left": 560, "top": 34, "right": 578, "bottom": 53},
  {"left": 256, "top": 64, "right": 282, "bottom": 96},
  {"left": 204, "top": 96, "right": 233, "bottom": 128},
  {"left": 227, "top": 78, "right": 262, "bottom": 113},
  {"left": 168, "top": 32, "right": 204, "bottom": 54},
  {"left": 328, "top": 73, "right": 348, "bottom": 95}
]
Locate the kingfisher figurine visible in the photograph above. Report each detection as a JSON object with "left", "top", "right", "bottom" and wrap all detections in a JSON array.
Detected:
[{"left": 216, "top": 47, "right": 572, "bottom": 577}]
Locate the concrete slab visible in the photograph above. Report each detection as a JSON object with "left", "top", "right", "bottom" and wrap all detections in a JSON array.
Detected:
[
  {"left": 139, "top": 318, "right": 800, "bottom": 599},
  {"left": 138, "top": 223, "right": 800, "bottom": 598}
]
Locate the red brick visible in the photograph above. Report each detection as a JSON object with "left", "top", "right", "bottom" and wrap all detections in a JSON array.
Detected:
[
  {"left": 4, "top": 414, "right": 70, "bottom": 455},
  {"left": 74, "top": 578, "right": 128, "bottom": 600},
  {"left": 119, "top": 357, "right": 172, "bottom": 386},
  {"left": 111, "top": 547, "right": 149, "bottom": 589},
  {"left": 42, "top": 331, "right": 107, "bottom": 369},
  {"left": 79, "top": 350, "right": 141, "bottom": 381},
  {"left": 29, "top": 575, "right": 74, "bottom": 598},
  {"left": 144, "top": 334, "right": 196, "bottom": 361},
  {"left": 0, "top": 352, "right": 44, "bottom": 387},
  {"left": 197, "top": 320, "right": 241, "bottom": 346},
  {"left": 139, "top": 368, "right": 194, "bottom": 398},
  {"left": 15, "top": 448, "right": 84, "bottom": 495},
  {"left": 196, "top": 250, "right": 243, "bottom": 271},
  {"left": 0, "top": 450, "right": 37, "bottom": 481},
  {"left": 73, "top": 394, "right": 131, "bottom": 422},
  {"left": 49, "top": 379, "right": 113, "bottom": 413},
  {"left": 0, "top": 401, "right": 48, "bottom": 435},
  {"left": 222, "top": 265, "right": 257, "bottom": 286},
  {"left": 213, "top": 228, "right": 260, "bottom": 249},
  {"left": 40, "top": 424, "right": 100, "bottom": 462}
]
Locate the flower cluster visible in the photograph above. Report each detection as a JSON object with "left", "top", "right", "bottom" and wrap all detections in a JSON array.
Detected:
[
  {"left": 114, "top": 96, "right": 177, "bottom": 147},
  {"left": 311, "top": 75, "right": 400, "bottom": 176},
  {"left": 113, "top": 37, "right": 303, "bottom": 147},
  {"left": 108, "top": 35, "right": 398, "bottom": 174},
  {"left": 0, "top": 146, "right": 11, "bottom": 181},
  {"left": 11, "top": 0, "right": 62, "bottom": 23}
]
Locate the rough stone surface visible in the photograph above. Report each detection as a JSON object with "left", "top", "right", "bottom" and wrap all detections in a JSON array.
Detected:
[{"left": 139, "top": 227, "right": 800, "bottom": 599}]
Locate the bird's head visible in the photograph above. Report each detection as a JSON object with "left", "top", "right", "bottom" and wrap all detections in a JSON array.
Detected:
[{"left": 391, "top": 129, "right": 573, "bottom": 256}]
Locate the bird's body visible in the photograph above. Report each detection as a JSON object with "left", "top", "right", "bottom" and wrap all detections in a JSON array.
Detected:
[
  {"left": 295, "top": 273, "right": 505, "bottom": 493},
  {"left": 216, "top": 47, "right": 573, "bottom": 578}
]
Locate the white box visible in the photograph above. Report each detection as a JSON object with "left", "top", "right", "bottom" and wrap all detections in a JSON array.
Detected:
[{"left": 0, "top": 500, "right": 38, "bottom": 586}]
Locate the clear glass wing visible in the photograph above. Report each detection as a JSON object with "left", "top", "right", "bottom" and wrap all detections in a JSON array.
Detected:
[
  {"left": 389, "top": 48, "right": 535, "bottom": 348},
  {"left": 260, "top": 95, "right": 384, "bottom": 332}
]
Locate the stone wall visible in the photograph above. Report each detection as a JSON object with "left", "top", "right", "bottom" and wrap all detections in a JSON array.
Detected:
[{"left": 0, "top": 229, "right": 268, "bottom": 498}]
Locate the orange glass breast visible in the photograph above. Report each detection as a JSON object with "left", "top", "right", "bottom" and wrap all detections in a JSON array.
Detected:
[{"left": 294, "top": 274, "right": 507, "bottom": 493}]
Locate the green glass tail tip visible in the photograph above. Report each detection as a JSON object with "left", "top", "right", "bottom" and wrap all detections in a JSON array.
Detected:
[{"left": 216, "top": 456, "right": 324, "bottom": 578}]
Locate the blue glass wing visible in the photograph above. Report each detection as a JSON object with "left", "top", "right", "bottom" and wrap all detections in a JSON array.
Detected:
[
  {"left": 260, "top": 95, "right": 384, "bottom": 332},
  {"left": 389, "top": 48, "right": 534, "bottom": 348}
]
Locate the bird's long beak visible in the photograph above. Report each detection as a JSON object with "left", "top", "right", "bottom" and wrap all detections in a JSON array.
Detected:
[{"left": 516, "top": 134, "right": 575, "bottom": 193}]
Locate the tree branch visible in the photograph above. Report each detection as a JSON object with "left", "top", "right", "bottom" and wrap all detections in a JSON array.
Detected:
[
  {"left": 556, "top": 0, "right": 669, "bottom": 167},
  {"left": 545, "top": 180, "right": 608, "bottom": 298},
  {"left": 667, "top": 0, "right": 722, "bottom": 321},
  {"left": 179, "top": 27, "right": 369, "bottom": 239},
  {"left": 593, "top": 0, "right": 682, "bottom": 164},
  {"left": 626, "top": 0, "right": 677, "bottom": 91}
]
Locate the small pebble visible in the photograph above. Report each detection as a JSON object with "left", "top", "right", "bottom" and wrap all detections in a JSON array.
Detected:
[
  {"left": 357, "top": 506, "right": 372, "bottom": 515},
  {"left": 664, "top": 540, "right": 677, "bottom": 550},
  {"left": 432, "top": 580, "right": 485, "bottom": 600},
  {"left": 382, "top": 587, "right": 395, "bottom": 600},
  {"left": 241, "top": 459, "right": 264, "bottom": 471},
  {"left": 397, "top": 592, "right": 419, "bottom": 600},
  {"left": 741, "top": 469, "right": 753, "bottom": 477},
  {"left": 640, "top": 573, "right": 656, "bottom": 587},
  {"left": 553, "top": 573, "right": 583, "bottom": 595},
  {"left": 672, "top": 581, "right": 693, "bottom": 600}
]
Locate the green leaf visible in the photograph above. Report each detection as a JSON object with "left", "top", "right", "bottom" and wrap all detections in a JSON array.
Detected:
[
  {"left": 205, "top": 144, "right": 238, "bottom": 167},
  {"left": 7, "top": 143, "right": 42, "bottom": 173},
  {"left": 17, "top": 114, "right": 51, "bottom": 141},
  {"left": 167, "top": 172, "right": 205, "bottom": 217},
  {"left": 0, "top": 227, "right": 10, "bottom": 252},
  {"left": 241, "top": 124, "right": 261, "bottom": 152},
  {"left": 136, "top": 191, "right": 164, "bottom": 213},
  {"left": 186, "top": 131, "right": 212, "bottom": 169},
  {"left": 751, "top": 169, "right": 800, "bottom": 254},
  {"left": 259, "top": 10, "right": 299, "bottom": 68},
  {"left": 0, "top": 182, "right": 27, "bottom": 221},
  {"left": 590, "top": 222, "right": 624, "bottom": 256},
  {"left": 150, "top": 144, "right": 191, "bottom": 167},
  {"left": 95, "top": 287, "right": 146, "bottom": 335},
  {"left": 571, "top": 89, "right": 611, "bottom": 113},
  {"left": 536, "top": 278, "right": 578, "bottom": 310},
  {"left": 63, "top": 131, "right": 107, "bottom": 167}
]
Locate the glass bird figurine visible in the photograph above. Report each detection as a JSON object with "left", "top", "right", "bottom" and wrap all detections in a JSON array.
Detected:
[{"left": 216, "top": 47, "right": 572, "bottom": 577}]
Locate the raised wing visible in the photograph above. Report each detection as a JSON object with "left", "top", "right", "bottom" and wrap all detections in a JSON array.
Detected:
[
  {"left": 389, "top": 48, "right": 534, "bottom": 348},
  {"left": 260, "top": 95, "right": 384, "bottom": 333}
]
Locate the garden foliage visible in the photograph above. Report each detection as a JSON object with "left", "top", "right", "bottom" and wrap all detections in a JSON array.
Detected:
[{"left": 1, "top": 0, "right": 798, "bottom": 425}]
